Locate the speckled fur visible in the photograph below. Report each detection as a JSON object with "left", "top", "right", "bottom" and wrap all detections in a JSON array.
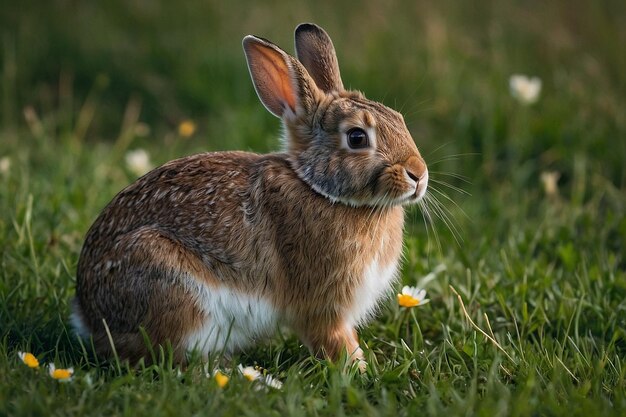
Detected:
[{"left": 73, "top": 23, "right": 428, "bottom": 365}]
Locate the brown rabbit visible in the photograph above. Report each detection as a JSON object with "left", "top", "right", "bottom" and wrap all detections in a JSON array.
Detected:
[{"left": 72, "top": 23, "right": 428, "bottom": 366}]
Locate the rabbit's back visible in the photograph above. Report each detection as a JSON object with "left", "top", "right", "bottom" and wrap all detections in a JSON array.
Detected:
[
  {"left": 81, "top": 151, "right": 256, "bottom": 261},
  {"left": 74, "top": 151, "right": 276, "bottom": 361}
]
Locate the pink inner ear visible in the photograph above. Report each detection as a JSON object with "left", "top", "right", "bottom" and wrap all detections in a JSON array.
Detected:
[{"left": 254, "top": 44, "right": 296, "bottom": 114}]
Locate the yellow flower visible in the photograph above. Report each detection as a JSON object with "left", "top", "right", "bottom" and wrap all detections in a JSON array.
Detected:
[
  {"left": 397, "top": 286, "right": 429, "bottom": 308},
  {"left": 214, "top": 370, "right": 229, "bottom": 388},
  {"left": 18, "top": 352, "right": 39, "bottom": 368},
  {"left": 48, "top": 364, "right": 74, "bottom": 382},
  {"left": 178, "top": 120, "right": 196, "bottom": 137}
]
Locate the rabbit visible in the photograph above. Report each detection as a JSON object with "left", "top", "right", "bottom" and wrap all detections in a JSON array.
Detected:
[{"left": 71, "top": 23, "right": 429, "bottom": 367}]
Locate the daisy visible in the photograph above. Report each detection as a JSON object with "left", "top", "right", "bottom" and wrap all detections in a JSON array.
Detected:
[
  {"left": 48, "top": 363, "right": 74, "bottom": 382},
  {"left": 125, "top": 149, "right": 152, "bottom": 176},
  {"left": 261, "top": 374, "right": 283, "bottom": 390},
  {"left": 18, "top": 352, "right": 39, "bottom": 368},
  {"left": 238, "top": 364, "right": 260, "bottom": 381},
  {"left": 541, "top": 171, "right": 560, "bottom": 197},
  {"left": 237, "top": 364, "right": 283, "bottom": 389},
  {"left": 509, "top": 74, "right": 542, "bottom": 105},
  {"left": 397, "top": 286, "right": 429, "bottom": 308},
  {"left": 0, "top": 156, "right": 10, "bottom": 175}
]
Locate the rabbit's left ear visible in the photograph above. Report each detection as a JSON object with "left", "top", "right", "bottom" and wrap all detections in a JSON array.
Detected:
[
  {"left": 295, "top": 23, "right": 344, "bottom": 93},
  {"left": 243, "top": 35, "right": 319, "bottom": 119}
]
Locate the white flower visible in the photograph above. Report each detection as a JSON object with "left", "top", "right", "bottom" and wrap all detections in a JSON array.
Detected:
[
  {"left": 0, "top": 157, "right": 10, "bottom": 175},
  {"left": 238, "top": 364, "right": 260, "bottom": 381},
  {"left": 261, "top": 374, "right": 283, "bottom": 390},
  {"left": 125, "top": 149, "right": 152, "bottom": 176},
  {"left": 509, "top": 74, "right": 542, "bottom": 105},
  {"left": 237, "top": 364, "right": 283, "bottom": 389},
  {"left": 397, "top": 286, "right": 429, "bottom": 308},
  {"left": 541, "top": 171, "right": 560, "bottom": 197}
]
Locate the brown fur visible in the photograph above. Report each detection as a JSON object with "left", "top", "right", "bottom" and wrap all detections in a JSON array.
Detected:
[
  {"left": 295, "top": 23, "right": 344, "bottom": 93},
  {"left": 73, "top": 24, "right": 427, "bottom": 366}
]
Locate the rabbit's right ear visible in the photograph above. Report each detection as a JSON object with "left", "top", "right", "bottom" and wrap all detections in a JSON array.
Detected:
[
  {"left": 243, "top": 35, "right": 318, "bottom": 119},
  {"left": 294, "top": 23, "right": 344, "bottom": 93}
]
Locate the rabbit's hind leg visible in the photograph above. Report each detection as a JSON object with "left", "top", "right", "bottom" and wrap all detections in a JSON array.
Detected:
[{"left": 78, "top": 226, "right": 212, "bottom": 365}]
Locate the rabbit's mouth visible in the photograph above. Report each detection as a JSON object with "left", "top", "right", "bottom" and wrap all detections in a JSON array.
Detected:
[
  {"left": 398, "top": 168, "right": 429, "bottom": 206},
  {"left": 414, "top": 169, "right": 429, "bottom": 200},
  {"left": 368, "top": 170, "right": 428, "bottom": 207}
]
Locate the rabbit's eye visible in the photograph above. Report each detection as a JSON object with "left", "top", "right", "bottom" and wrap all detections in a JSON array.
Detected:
[{"left": 347, "top": 128, "right": 369, "bottom": 149}]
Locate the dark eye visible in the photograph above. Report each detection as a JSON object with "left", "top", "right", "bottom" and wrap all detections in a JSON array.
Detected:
[{"left": 347, "top": 128, "right": 369, "bottom": 149}]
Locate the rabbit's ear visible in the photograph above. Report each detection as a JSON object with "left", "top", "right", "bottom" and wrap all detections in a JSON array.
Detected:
[
  {"left": 294, "top": 23, "right": 344, "bottom": 93},
  {"left": 243, "top": 35, "right": 318, "bottom": 118}
]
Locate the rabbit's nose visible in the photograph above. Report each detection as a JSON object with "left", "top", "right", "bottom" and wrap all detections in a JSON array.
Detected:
[{"left": 404, "top": 155, "right": 426, "bottom": 186}]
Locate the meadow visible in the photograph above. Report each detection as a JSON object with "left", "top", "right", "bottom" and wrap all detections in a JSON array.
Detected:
[{"left": 1, "top": 0, "right": 625, "bottom": 415}]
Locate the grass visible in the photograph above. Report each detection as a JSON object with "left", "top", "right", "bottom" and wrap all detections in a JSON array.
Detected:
[{"left": 1, "top": 0, "right": 625, "bottom": 415}]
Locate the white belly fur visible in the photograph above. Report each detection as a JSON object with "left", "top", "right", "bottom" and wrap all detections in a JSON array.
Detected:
[
  {"left": 184, "top": 257, "right": 397, "bottom": 356},
  {"left": 347, "top": 259, "right": 399, "bottom": 328},
  {"left": 183, "top": 277, "right": 279, "bottom": 356}
]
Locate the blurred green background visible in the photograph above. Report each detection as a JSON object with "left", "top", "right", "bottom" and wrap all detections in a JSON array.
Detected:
[{"left": 2, "top": 0, "right": 625, "bottom": 185}]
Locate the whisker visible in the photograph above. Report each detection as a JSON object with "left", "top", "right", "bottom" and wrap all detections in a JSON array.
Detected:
[
  {"left": 424, "top": 193, "right": 463, "bottom": 246},
  {"left": 358, "top": 190, "right": 392, "bottom": 239},
  {"left": 402, "top": 102, "right": 435, "bottom": 121},
  {"left": 428, "top": 186, "right": 471, "bottom": 221},
  {"left": 414, "top": 201, "right": 432, "bottom": 258},
  {"left": 424, "top": 204, "right": 457, "bottom": 249},
  {"left": 360, "top": 199, "right": 382, "bottom": 237},
  {"left": 429, "top": 178, "right": 472, "bottom": 196},
  {"left": 425, "top": 194, "right": 461, "bottom": 244},
  {"left": 423, "top": 141, "right": 454, "bottom": 159},
  {"left": 418, "top": 199, "right": 442, "bottom": 256},
  {"left": 429, "top": 170, "right": 472, "bottom": 184},
  {"left": 425, "top": 200, "right": 444, "bottom": 256},
  {"left": 428, "top": 152, "right": 480, "bottom": 166}
]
